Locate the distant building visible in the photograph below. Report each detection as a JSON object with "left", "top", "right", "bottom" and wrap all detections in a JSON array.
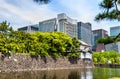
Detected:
[
  {"left": 17, "top": 13, "right": 77, "bottom": 38},
  {"left": 96, "top": 44, "right": 105, "bottom": 52},
  {"left": 77, "top": 22, "right": 92, "bottom": 46},
  {"left": 92, "top": 29, "right": 108, "bottom": 51},
  {"left": 105, "top": 42, "right": 120, "bottom": 53},
  {"left": 57, "top": 13, "right": 77, "bottom": 38},
  {"left": 38, "top": 13, "right": 77, "bottom": 38},
  {"left": 110, "top": 26, "right": 120, "bottom": 37},
  {"left": 18, "top": 25, "right": 38, "bottom": 33},
  {"left": 39, "top": 18, "right": 57, "bottom": 32}
]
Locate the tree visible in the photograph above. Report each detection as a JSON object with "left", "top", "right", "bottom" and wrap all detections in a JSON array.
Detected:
[
  {"left": 97, "top": 37, "right": 114, "bottom": 44},
  {"left": 0, "top": 21, "right": 13, "bottom": 33},
  {"left": 92, "top": 51, "right": 120, "bottom": 64},
  {"left": 95, "top": 0, "right": 120, "bottom": 21},
  {"left": 0, "top": 21, "right": 14, "bottom": 54},
  {"left": 0, "top": 25, "right": 80, "bottom": 58}
]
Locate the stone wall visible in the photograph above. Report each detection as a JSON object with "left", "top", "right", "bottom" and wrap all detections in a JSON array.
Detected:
[
  {"left": 0, "top": 54, "right": 88, "bottom": 72},
  {"left": 94, "top": 64, "right": 120, "bottom": 68}
]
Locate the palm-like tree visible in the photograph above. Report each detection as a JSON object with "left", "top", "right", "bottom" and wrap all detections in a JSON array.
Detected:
[{"left": 95, "top": 0, "right": 120, "bottom": 21}]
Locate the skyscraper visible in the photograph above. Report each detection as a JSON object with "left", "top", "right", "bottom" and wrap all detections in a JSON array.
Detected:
[
  {"left": 110, "top": 26, "right": 120, "bottom": 37},
  {"left": 77, "top": 22, "right": 92, "bottom": 46},
  {"left": 92, "top": 29, "right": 108, "bottom": 51},
  {"left": 38, "top": 13, "right": 77, "bottom": 38},
  {"left": 39, "top": 18, "right": 57, "bottom": 32},
  {"left": 57, "top": 13, "right": 77, "bottom": 38}
]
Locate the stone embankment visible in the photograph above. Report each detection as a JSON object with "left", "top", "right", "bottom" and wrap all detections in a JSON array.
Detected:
[
  {"left": 94, "top": 64, "right": 120, "bottom": 68},
  {"left": 0, "top": 54, "right": 93, "bottom": 72}
]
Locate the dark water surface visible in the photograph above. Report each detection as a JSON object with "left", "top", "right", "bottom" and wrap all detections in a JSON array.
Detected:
[{"left": 0, "top": 68, "right": 120, "bottom": 79}]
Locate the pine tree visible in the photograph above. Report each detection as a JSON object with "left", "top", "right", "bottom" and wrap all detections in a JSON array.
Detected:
[{"left": 95, "top": 0, "right": 120, "bottom": 21}]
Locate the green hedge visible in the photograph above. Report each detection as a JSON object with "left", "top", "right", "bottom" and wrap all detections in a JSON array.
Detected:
[{"left": 92, "top": 51, "right": 120, "bottom": 64}]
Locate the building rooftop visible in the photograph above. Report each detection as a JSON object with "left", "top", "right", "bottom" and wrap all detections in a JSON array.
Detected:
[{"left": 92, "top": 29, "right": 108, "bottom": 32}]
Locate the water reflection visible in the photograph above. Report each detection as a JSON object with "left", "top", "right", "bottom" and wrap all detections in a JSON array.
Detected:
[
  {"left": 68, "top": 71, "right": 80, "bottom": 79},
  {"left": 1, "top": 68, "right": 120, "bottom": 79},
  {"left": 93, "top": 68, "right": 120, "bottom": 79},
  {"left": 0, "top": 68, "right": 93, "bottom": 79},
  {"left": 81, "top": 68, "right": 93, "bottom": 79}
]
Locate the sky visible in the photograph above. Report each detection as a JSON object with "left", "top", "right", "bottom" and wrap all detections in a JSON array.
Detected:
[{"left": 0, "top": 0, "right": 120, "bottom": 34}]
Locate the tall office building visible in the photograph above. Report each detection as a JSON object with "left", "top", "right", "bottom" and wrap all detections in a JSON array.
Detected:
[
  {"left": 110, "top": 26, "right": 120, "bottom": 37},
  {"left": 38, "top": 13, "right": 77, "bottom": 38},
  {"left": 39, "top": 18, "right": 57, "bottom": 32},
  {"left": 57, "top": 13, "right": 77, "bottom": 38},
  {"left": 18, "top": 24, "right": 38, "bottom": 33},
  {"left": 92, "top": 29, "right": 108, "bottom": 51},
  {"left": 77, "top": 22, "right": 92, "bottom": 46}
]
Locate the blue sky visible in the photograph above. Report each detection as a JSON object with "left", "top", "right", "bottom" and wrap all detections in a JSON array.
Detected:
[{"left": 0, "top": 0, "right": 120, "bottom": 34}]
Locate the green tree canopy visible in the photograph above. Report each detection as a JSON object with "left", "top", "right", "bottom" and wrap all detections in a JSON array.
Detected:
[
  {"left": 97, "top": 37, "right": 114, "bottom": 44},
  {"left": 0, "top": 22, "right": 80, "bottom": 58},
  {"left": 0, "top": 21, "right": 13, "bottom": 33},
  {"left": 92, "top": 51, "right": 120, "bottom": 64},
  {"left": 95, "top": 0, "right": 120, "bottom": 21},
  {"left": 97, "top": 34, "right": 120, "bottom": 44}
]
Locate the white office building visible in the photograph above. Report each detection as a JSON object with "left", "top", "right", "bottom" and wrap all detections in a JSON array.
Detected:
[{"left": 38, "top": 13, "right": 77, "bottom": 38}]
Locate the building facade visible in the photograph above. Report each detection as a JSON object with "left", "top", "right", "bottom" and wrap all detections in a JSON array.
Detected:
[
  {"left": 39, "top": 18, "right": 57, "bottom": 32},
  {"left": 57, "top": 13, "right": 77, "bottom": 38},
  {"left": 105, "top": 42, "right": 120, "bottom": 53},
  {"left": 110, "top": 26, "right": 120, "bottom": 37},
  {"left": 92, "top": 29, "right": 108, "bottom": 51},
  {"left": 18, "top": 25, "right": 38, "bottom": 33},
  {"left": 77, "top": 22, "right": 92, "bottom": 46},
  {"left": 38, "top": 13, "right": 77, "bottom": 38}
]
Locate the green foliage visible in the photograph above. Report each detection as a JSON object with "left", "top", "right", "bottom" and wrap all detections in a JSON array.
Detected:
[
  {"left": 0, "top": 21, "right": 80, "bottom": 58},
  {"left": 0, "top": 21, "right": 13, "bottom": 33},
  {"left": 97, "top": 37, "right": 114, "bottom": 44},
  {"left": 92, "top": 51, "right": 120, "bottom": 64},
  {"left": 93, "top": 58, "right": 98, "bottom": 64},
  {"left": 95, "top": 0, "right": 120, "bottom": 21},
  {"left": 97, "top": 34, "right": 120, "bottom": 44},
  {"left": 30, "top": 51, "right": 38, "bottom": 57},
  {"left": 110, "top": 58, "right": 115, "bottom": 64},
  {"left": 116, "top": 57, "right": 120, "bottom": 64},
  {"left": 68, "top": 52, "right": 80, "bottom": 59},
  {"left": 52, "top": 53, "right": 59, "bottom": 58},
  {"left": 100, "top": 57, "right": 107, "bottom": 64}
]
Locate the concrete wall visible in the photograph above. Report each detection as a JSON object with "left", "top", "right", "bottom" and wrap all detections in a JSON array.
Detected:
[{"left": 0, "top": 54, "right": 88, "bottom": 72}]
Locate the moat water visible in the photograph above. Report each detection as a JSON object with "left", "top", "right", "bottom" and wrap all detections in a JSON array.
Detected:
[{"left": 0, "top": 68, "right": 120, "bottom": 79}]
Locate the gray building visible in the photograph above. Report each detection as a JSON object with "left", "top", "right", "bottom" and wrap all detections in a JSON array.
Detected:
[
  {"left": 77, "top": 22, "right": 92, "bottom": 46},
  {"left": 110, "top": 26, "right": 120, "bottom": 37},
  {"left": 18, "top": 24, "right": 38, "bottom": 33},
  {"left": 38, "top": 13, "right": 77, "bottom": 38},
  {"left": 92, "top": 29, "right": 108, "bottom": 51},
  {"left": 57, "top": 13, "right": 77, "bottom": 38},
  {"left": 105, "top": 42, "right": 120, "bottom": 53},
  {"left": 39, "top": 18, "right": 57, "bottom": 32}
]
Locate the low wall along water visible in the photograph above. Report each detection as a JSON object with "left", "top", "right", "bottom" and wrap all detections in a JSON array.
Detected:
[
  {"left": 0, "top": 54, "right": 93, "bottom": 72},
  {"left": 94, "top": 64, "right": 120, "bottom": 68}
]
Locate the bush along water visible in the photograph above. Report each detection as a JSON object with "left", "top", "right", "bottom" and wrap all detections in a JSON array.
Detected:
[{"left": 92, "top": 51, "right": 120, "bottom": 64}]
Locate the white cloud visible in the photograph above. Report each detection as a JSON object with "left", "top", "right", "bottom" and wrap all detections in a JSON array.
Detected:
[
  {"left": 57, "top": 0, "right": 120, "bottom": 34},
  {"left": 0, "top": 0, "right": 120, "bottom": 33},
  {"left": 0, "top": 0, "right": 57, "bottom": 29}
]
